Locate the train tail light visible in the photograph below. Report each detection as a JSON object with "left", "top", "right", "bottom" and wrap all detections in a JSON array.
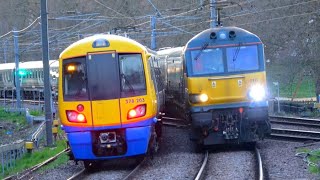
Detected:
[
  {"left": 127, "top": 104, "right": 146, "bottom": 119},
  {"left": 66, "top": 110, "right": 86, "bottom": 123}
]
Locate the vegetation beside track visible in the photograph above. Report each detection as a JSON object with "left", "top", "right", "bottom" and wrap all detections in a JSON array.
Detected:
[
  {"left": 268, "top": 78, "right": 315, "bottom": 99},
  {"left": 29, "top": 110, "right": 44, "bottom": 117},
  {"left": 0, "top": 108, "right": 27, "bottom": 126},
  {"left": 297, "top": 148, "right": 320, "bottom": 174},
  {"left": 1, "top": 140, "right": 68, "bottom": 179}
]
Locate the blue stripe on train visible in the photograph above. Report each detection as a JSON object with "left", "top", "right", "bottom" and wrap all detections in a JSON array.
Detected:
[
  {"left": 64, "top": 117, "right": 156, "bottom": 160},
  {"left": 190, "top": 101, "right": 268, "bottom": 113}
]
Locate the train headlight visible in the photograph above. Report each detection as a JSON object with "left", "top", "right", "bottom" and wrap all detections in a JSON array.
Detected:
[
  {"left": 248, "top": 85, "right": 266, "bottom": 101},
  {"left": 66, "top": 110, "right": 87, "bottom": 123},
  {"left": 189, "top": 93, "right": 209, "bottom": 103},
  {"left": 127, "top": 104, "right": 146, "bottom": 119}
]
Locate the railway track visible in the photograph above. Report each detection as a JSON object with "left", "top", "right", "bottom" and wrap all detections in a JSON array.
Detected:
[
  {"left": 194, "top": 146, "right": 264, "bottom": 180},
  {"left": 194, "top": 150, "right": 209, "bottom": 180},
  {"left": 269, "top": 115, "right": 320, "bottom": 127},
  {"left": 4, "top": 148, "right": 69, "bottom": 180},
  {"left": 269, "top": 115, "right": 320, "bottom": 141},
  {"left": 270, "top": 128, "right": 320, "bottom": 140},
  {"left": 162, "top": 116, "right": 190, "bottom": 128},
  {"left": 67, "top": 157, "right": 147, "bottom": 180}
]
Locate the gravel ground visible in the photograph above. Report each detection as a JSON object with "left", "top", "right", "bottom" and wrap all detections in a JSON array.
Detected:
[
  {"left": 19, "top": 126, "right": 320, "bottom": 180},
  {"left": 205, "top": 149, "right": 256, "bottom": 180},
  {"left": 131, "top": 127, "right": 202, "bottom": 180},
  {"left": 24, "top": 160, "right": 84, "bottom": 180},
  {"left": 82, "top": 126, "right": 202, "bottom": 180},
  {"left": 27, "top": 126, "right": 202, "bottom": 180},
  {"left": 259, "top": 139, "right": 318, "bottom": 180}
]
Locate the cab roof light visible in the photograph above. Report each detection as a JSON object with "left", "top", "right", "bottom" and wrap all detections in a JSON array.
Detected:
[{"left": 93, "top": 39, "right": 110, "bottom": 48}]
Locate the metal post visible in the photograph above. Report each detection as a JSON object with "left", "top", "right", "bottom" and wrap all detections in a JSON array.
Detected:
[
  {"left": 1, "top": 152, "right": 4, "bottom": 175},
  {"left": 3, "top": 40, "right": 8, "bottom": 63},
  {"left": 13, "top": 29, "right": 21, "bottom": 109},
  {"left": 33, "top": 90, "right": 35, "bottom": 110},
  {"left": 210, "top": 0, "right": 217, "bottom": 28},
  {"left": 41, "top": 0, "right": 53, "bottom": 146},
  {"left": 3, "top": 87, "right": 6, "bottom": 107},
  {"left": 38, "top": 90, "right": 41, "bottom": 110},
  {"left": 277, "top": 83, "right": 280, "bottom": 113},
  {"left": 151, "top": 16, "right": 156, "bottom": 50},
  {"left": 11, "top": 88, "right": 14, "bottom": 108}
]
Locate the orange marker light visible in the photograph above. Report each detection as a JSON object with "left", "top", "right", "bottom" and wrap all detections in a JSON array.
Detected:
[{"left": 67, "top": 65, "right": 76, "bottom": 71}]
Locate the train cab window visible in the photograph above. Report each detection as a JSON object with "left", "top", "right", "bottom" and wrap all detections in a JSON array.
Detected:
[
  {"left": 190, "top": 48, "right": 224, "bottom": 75},
  {"left": 63, "top": 57, "right": 88, "bottom": 101},
  {"left": 119, "top": 54, "right": 146, "bottom": 97},
  {"left": 86, "top": 52, "right": 120, "bottom": 100},
  {"left": 226, "top": 45, "right": 259, "bottom": 72}
]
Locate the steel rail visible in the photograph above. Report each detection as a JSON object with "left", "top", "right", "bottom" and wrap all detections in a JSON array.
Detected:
[
  {"left": 122, "top": 157, "right": 146, "bottom": 180},
  {"left": 4, "top": 148, "right": 70, "bottom": 180},
  {"left": 255, "top": 147, "right": 264, "bottom": 180},
  {"left": 270, "top": 128, "right": 320, "bottom": 140},
  {"left": 162, "top": 116, "right": 190, "bottom": 128},
  {"left": 162, "top": 121, "right": 189, "bottom": 128},
  {"left": 194, "top": 150, "right": 208, "bottom": 180},
  {"left": 67, "top": 168, "right": 85, "bottom": 180},
  {"left": 269, "top": 115, "right": 320, "bottom": 127}
]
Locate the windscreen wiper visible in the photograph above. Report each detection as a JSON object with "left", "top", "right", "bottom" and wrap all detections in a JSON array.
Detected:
[
  {"left": 121, "top": 73, "right": 134, "bottom": 93},
  {"left": 194, "top": 42, "right": 209, "bottom": 61},
  {"left": 232, "top": 42, "right": 242, "bottom": 62}
]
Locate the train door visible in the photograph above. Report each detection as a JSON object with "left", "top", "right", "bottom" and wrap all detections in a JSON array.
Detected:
[{"left": 87, "top": 52, "right": 121, "bottom": 127}]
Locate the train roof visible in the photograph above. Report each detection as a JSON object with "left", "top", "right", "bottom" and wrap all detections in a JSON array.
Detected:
[
  {"left": 60, "top": 34, "right": 150, "bottom": 59},
  {"left": 157, "top": 47, "right": 184, "bottom": 57},
  {"left": 186, "top": 27, "right": 262, "bottom": 49},
  {"left": 0, "top": 60, "right": 58, "bottom": 70},
  {"left": 0, "top": 63, "right": 15, "bottom": 70}
]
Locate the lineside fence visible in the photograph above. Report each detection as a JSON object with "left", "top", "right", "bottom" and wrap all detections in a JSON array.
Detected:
[
  {"left": 0, "top": 108, "right": 47, "bottom": 176},
  {"left": 269, "top": 99, "right": 319, "bottom": 115}
]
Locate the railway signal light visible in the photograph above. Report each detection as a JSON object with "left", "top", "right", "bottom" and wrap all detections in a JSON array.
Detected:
[{"left": 18, "top": 69, "right": 32, "bottom": 77}]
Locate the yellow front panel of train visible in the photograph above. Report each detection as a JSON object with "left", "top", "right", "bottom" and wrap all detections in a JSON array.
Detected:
[
  {"left": 91, "top": 100, "right": 121, "bottom": 126},
  {"left": 187, "top": 72, "right": 266, "bottom": 106}
]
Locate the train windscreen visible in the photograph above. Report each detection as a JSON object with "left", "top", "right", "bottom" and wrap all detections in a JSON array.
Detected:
[
  {"left": 87, "top": 52, "right": 120, "bottom": 100},
  {"left": 63, "top": 57, "right": 89, "bottom": 101},
  {"left": 226, "top": 45, "right": 259, "bottom": 72},
  {"left": 119, "top": 54, "right": 146, "bottom": 97},
  {"left": 190, "top": 48, "right": 224, "bottom": 75}
]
